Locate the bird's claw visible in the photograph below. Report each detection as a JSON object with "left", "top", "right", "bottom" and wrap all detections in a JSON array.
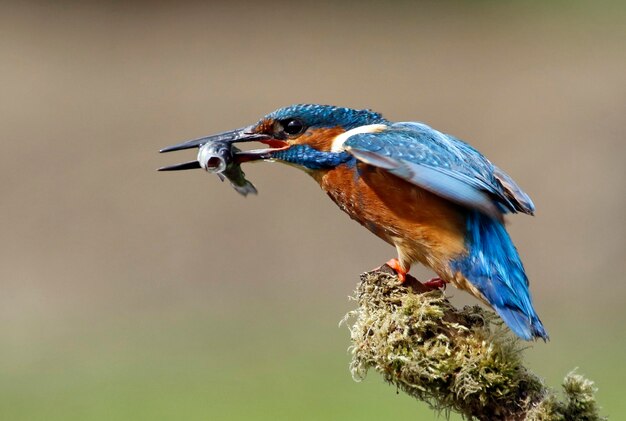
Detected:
[
  {"left": 423, "top": 277, "right": 447, "bottom": 291},
  {"left": 383, "top": 258, "right": 407, "bottom": 283}
]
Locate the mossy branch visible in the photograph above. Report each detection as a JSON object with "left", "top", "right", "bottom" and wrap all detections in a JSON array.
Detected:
[{"left": 343, "top": 267, "right": 605, "bottom": 420}]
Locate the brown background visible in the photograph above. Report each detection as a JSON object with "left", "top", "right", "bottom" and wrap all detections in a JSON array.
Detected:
[{"left": 1, "top": 1, "right": 624, "bottom": 419}]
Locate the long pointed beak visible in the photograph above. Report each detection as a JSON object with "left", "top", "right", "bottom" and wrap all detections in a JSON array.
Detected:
[
  {"left": 157, "top": 160, "right": 202, "bottom": 171},
  {"left": 159, "top": 127, "right": 270, "bottom": 153},
  {"left": 158, "top": 126, "right": 290, "bottom": 172}
]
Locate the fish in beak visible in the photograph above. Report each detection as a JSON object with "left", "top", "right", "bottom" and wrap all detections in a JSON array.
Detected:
[{"left": 158, "top": 126, "right": 290, "bottom": 196}]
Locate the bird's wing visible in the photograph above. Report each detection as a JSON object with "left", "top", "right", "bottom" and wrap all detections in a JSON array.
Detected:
[
  {"left": 342, "top": 122, "right": 535, "bottom": 219},
  {"left": 491, "top": 165, "right": 535, "bottom": 215}
]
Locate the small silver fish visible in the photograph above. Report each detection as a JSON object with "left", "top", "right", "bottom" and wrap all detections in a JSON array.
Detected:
[
  {"left": 197, "top": 141, "right": 257, "bottom": 196},
  {"left": 158, "top": 128, "right": 272, "bottom": 196}
]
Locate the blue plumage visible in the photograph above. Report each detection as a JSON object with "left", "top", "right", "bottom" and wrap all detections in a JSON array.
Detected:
[
  {"left": 343, "top": 122, "right": 534, "bottom": 218},
  {"left": 267, "top": 104, "right": 388, "bottom": 131},
  {"left": 337, "top": 120, "right": 546, "bottom": 340},
  {"left": 451, "top": 211, "right": 547, "bottom": 340},
  {"left": 271, "top": 145, "right": 352, "bottom": 169}
]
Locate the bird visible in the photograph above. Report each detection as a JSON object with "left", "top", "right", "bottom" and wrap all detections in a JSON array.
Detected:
[{"left": 159, "top": 104, "right": 548, "bottom": 341}]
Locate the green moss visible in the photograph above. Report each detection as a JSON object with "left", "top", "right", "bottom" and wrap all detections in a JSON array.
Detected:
[
  {"left": 344, "top": 270, "right": 605, "bottom": 420},
  {"left": 526, "top": 371, "right": 605, "bottom": 421}
]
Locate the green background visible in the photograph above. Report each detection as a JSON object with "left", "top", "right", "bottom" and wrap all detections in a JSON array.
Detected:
[{"left": 1, "top": 1, "right": 624, "bottom": 419}]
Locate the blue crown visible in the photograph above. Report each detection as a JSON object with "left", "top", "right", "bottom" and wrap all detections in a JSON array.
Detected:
[{"left": 265, "top": 104, "right": 389, "bottom": 130}]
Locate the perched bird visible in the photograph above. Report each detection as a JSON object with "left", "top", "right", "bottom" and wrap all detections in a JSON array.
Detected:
[{"left": 159, "top": 104, "right": 548, "bottom": 341}]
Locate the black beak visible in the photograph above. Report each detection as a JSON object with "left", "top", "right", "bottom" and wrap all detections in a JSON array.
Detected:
[
  {"left": 158, "top": 126, "right": 272, "bottom": 171},
  {"left": 159, "top": 127, "right": 270, "bottom": 153},
  {"left": 157, "top": 160, "right": 201, "bottom": 172}
]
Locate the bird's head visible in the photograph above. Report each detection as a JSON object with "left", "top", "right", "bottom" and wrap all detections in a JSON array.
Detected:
[{"left": 159, "top": 104, "right": 389, "bottom": 171}]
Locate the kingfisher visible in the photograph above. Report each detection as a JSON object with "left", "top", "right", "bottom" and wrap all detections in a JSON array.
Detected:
[{"left": 159, "top": 104, "right": 548, "bottom": 341}]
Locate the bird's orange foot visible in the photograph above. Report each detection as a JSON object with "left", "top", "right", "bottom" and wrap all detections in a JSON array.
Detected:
[
  {"left": 384, "top": 258, "right": 407, "bottom": 283},
  {"left": 423, "top": 277, "right": 447, "bottom": 291}
]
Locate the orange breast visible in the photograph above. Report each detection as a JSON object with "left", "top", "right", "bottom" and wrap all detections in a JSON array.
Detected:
[{"left": 313, "top": 163, "right": 467, "bottom": 273}]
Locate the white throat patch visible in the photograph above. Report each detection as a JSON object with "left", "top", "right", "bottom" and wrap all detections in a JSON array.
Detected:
[{"left": 330, "top": 124, "right": 387, "bottom": 152}]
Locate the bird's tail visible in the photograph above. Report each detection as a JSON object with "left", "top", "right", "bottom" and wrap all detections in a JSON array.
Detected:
[{"left": 451, "top": 211, "right": 548, "bottom": 341}]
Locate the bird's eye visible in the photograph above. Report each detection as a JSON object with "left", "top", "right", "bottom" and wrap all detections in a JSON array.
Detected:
[{"left": 282, "top": 119, "right": 306, "bottom": 136}]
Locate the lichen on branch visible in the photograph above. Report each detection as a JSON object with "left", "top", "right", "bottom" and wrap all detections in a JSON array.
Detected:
[{"left": 343, "top": 267, "right": 605, "bottom": 420}]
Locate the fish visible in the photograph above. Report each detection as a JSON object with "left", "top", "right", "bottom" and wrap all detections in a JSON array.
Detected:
[
  {"left": 158, "top": 130, "right": 271, "bottom": 196},
  {"left": 196, "top": 141, "right": 258, "bottom": 196}
]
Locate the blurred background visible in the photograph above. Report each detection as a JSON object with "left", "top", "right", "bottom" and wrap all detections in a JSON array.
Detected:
[{"left": 1, "top": 1, "right": 624, "bottom": 419}]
